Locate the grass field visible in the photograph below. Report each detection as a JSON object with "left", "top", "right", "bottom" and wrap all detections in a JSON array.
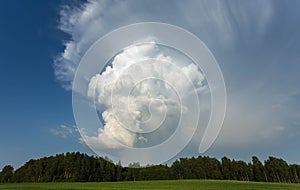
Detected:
[{"left": 0, "top": 180, "right": 300, "bottom": 190}]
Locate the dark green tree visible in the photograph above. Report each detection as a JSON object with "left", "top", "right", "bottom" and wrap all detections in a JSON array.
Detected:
[
  {"left": 116, "top": 161, "right": 123, "bottom": 181},
  {"left": 221, "top": 157, "right": 232, "bottom": 180},
  {"left": 252, "top": 156, "right": 266, "bottom": 182},
  {"left": 289, "top": 164, "right": 300, "bottom": 183},
  {"left": 0, "top": 165, "right": 14, "bottom": 183},
  {"left": 265, "top": 156, "right": 290, "bottom": 183}
]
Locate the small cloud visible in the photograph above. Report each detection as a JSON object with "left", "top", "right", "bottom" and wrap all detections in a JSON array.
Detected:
[{"left": 50, "top": 124, "right": 78, "bottom": 139}]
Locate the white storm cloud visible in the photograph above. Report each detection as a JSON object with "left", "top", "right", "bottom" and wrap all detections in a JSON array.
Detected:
[{"left": 83, "top": 42, "right": 206, "bottom": 149}]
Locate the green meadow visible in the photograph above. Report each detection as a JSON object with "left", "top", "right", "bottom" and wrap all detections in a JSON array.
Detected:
[{"left": 0, "top": 180, "right": 299, "bottom": 190}]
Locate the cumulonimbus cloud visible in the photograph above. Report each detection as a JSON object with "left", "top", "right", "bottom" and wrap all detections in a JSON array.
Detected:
[{"left": 83, "top": 42, "right": 206, "bottom": 149}]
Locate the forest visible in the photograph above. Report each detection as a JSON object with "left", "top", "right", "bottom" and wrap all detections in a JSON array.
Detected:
[{"left": 0, "top": 152, "right": 300, "bottom": 183}]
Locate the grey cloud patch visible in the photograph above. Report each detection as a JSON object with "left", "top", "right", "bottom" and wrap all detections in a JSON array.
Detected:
[{"left": 50, "top": 125, "right": 79, "bottom": 139}]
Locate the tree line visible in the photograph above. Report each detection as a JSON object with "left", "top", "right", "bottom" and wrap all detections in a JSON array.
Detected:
[{"left": 0, "top": 152, "right": 300, "bottom": 183}]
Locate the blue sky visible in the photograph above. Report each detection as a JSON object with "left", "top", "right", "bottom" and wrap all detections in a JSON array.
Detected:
[
  {"left": 0, "top": 0, "right": 91, "bottom": 169},
  {"left": 1, "top": 0, "right": 300, "bottom": 169}
]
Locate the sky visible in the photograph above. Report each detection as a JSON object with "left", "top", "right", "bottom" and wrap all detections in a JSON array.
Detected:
[{"left": 1, "top": 0, "right": 300, "bottom": 169}]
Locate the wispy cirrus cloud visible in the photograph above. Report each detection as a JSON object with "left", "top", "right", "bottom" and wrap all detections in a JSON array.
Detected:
[{"left": 54, "top": 0, "right": 273, "bottom": 90}]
